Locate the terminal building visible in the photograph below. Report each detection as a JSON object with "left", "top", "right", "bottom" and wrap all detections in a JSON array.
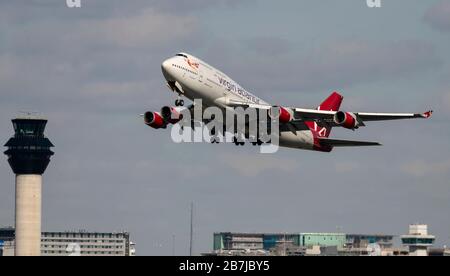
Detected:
[
  {"left": 345, "top": 234, "right": 394, "bottom": 249},
  {"left": 213, "top": 232, "right": 346, "bottom": 255},
  {"left": 209, "top": 231, "right": 403, "bottom": 256},
  {"left": 212, "top": 232, "right": 355, "bottom": 256},
  {"left": 209, "top": 226, "right": 443, "bottom": 256},
  {"left": 0, "top": 227, "right": 136, "bottom": 256}
]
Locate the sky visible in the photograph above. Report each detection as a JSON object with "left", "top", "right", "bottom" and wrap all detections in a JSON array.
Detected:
[{"left": 0, "top": 0, "right": 450, "bottom": 255}]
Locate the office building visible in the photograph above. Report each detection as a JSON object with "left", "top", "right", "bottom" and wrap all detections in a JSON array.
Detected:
[{"left": 0, "top": 227, "right": 135, "bottom": 256}]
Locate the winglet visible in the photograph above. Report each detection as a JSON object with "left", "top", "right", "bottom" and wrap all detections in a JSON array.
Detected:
[{"left": 422, "top": 110, "right": 433, "bottom": 119}]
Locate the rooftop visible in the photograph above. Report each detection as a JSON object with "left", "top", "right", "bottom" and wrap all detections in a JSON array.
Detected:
[{"left": 14, "top": 112, "right": 46, "bottom": 121}]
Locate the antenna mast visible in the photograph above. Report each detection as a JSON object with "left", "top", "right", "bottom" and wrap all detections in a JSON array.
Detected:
[{"left": 189, "top": 202, "right": 194, "bottom": 256}]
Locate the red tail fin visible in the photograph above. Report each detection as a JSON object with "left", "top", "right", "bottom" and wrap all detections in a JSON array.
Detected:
[
  {"left": 306, "top": 92, "right": 344, "bottom": 142},
  {"left": 318, "top": 91, "right": 343, "bottom": 111}
]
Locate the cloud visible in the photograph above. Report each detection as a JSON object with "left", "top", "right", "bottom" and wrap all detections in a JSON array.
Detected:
[
  {"left": 245, "top": 37, "right": 293, "bottom": 56},
  {"left": 74, "top": 8, "right": 198, "bottom": 49},
  {"left": 424, "top": 0, "right": 450, "bottom": 32},
  {"left": 0, "top": 54, "right": 19, "bottom": 82},
  {"left": 1, "top": 8, "right": 199, "bottom": 54},
  {"left": 444, "top": 92, "right": 450, "bottom": 111},
  {"left": 290, "top": 40, "right": 442, "bottom": 91},
  {"left": 401, "top": 160, "right": 450, "bottom": 177},
  {"left": 212, "top": 39, "right": 442, "bottom": 94},
  {"left": 0, "top": 0, "right": 249, "bottom": 22},
  {"left": 220, "top": 154, "right": 299, "bottom": 177},
  {"left": 0, "top": 5, "right": 203, "bottom": 113},
  {"left": 149, "top": 0, "right": 251, "bottom": 13},
  {"left": 335, "top": 162, "right": 360, "bottom": 174}
]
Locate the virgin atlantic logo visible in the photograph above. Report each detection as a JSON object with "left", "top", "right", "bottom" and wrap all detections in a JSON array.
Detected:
[{"left": 187, "top": 58, "right": 200, "bottom": 70}]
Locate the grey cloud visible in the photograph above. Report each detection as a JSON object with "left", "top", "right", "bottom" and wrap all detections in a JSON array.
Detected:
[
  {"left": 445, "top": 92, "right": 450, "bottom": 111},
  {"left": 71, "top": 8, "right": 198, "bottom": 49},
  {"left": 220, "top": 153, "right": 300, "bottom": 177},
  {"left": 1, "top": 6, "right": 201, "bottom": 54},
  {"left": 245, "top": 37, "right": 293, "bottom": 57},
  {"left": 334, "top": 162, "right": 360, "bottom": 174},
  {"left": 0, "top": 0, "right": 248, "bottom": 22},
  {"left": 424, "top": 0, "right": 450, "bottom": 32},
  {"left": 214, "top": 40, "right": 442, "bottom": 95},
  {"left": 0, "top": 4, "right": 204, "bottom": 113},
  {"left": 148, "top": 0, "right": 253, "bottom": 14},
  {"left": 401, "top": 160, "right": 450, "bottom": 177}
]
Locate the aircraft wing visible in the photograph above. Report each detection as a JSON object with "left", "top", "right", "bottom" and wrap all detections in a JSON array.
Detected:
[
  {"left": 222, "top": 98, "right": 432, "bottom": 126},
  {"left": 293, "top": 108, "right": 433, "bottom": 125},
  {"left": 354, "top": 111, "right": 433, "bottom": 121}
]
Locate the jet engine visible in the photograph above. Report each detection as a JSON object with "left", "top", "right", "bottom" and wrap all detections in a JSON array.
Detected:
[
  {"left": 144, "top": 111, "right": 166, "bottom": 129},
  {"left": 269, "top": 106, "right": 294, "bottom": 123},
  {"left": 333, "top": 111, "right": 360, "bottom": 129},
  {"left": 161, "top": 106, "right": 185, "bottom": 124}
]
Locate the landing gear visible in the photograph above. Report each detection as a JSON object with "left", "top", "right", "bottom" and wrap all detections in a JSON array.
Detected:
[
  {"left": 249, "top": 136, "right": 264, "bottom": 146},
  {"left": 233, "top": 136, "right": 245, "bottom": 146},
  {"left": 175, "top": 98, "right": 184, "bottom": 107},
  {"left": 210, "top": 137, "right": 220, "bottom": 144},
  {"left": 209, "top": 127, "right": 220, "bottom": 144}
]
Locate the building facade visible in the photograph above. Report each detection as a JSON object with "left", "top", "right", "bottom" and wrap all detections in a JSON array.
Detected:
[
  {"left": 211, "top": 232, "right": 404, "bottom": 256},
  {"left": 0, "top": 227, "right": 15, "bottom": 256},
  {"left": 0, "top": 228, "right": 135, "bottom": 256},
  {"left": 210, "top": 227, "right": 442, "bottom": 256},
  {"left": 213, "top": 232, "right": 346, "bottom": 255},
  {"left": 0, "top": 241, "right": 15, "bottom": 256},
  {"left": 346, "top": 234, "right": 395, "bottom": 249},
  {"left": 401, "top": 224, "right": 435, "bottom": 256}
]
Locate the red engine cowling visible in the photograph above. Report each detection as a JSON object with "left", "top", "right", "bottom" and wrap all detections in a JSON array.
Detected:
[
  {"left": 333, "top": 111, "right": 359, "bottom": 129},
  {"left": 161, "top": 106, "right": 184, "bottom": 124},
  {"left": 144, "top": 111, "right": 166, "bottom": 129},
  {"left": 269, "top": 106, "right": 294, "bottom": 123}
]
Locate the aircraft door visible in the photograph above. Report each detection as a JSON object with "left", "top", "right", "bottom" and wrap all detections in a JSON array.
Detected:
[{"left": 198, "top": 68, "right": 204, "bottom": 83}]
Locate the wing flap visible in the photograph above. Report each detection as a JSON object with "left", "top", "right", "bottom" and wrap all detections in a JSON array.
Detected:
[{"left": 319, "top": 138, "right": 382, "bottom": 147}]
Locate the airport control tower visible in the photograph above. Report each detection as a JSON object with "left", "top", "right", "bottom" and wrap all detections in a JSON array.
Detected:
[
  {"left": 401, "top": 224, "right": 435, "bottom": 256},
  {"left": 4, "top": 116, "right": 54, "bottom": 256}
]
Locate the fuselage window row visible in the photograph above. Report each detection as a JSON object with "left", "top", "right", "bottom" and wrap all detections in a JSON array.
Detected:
[{"left": 172, "top": 64, "right": 198, "bottom": 75}]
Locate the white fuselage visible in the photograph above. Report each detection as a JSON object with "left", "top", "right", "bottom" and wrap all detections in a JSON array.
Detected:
[{"left": 161, "top": 53, "right": 315, "bottom": 150}]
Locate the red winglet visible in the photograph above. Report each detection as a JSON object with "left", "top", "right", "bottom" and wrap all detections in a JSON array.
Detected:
[{"left": 422, "top": 110, "right": 433, "bottom": 119}]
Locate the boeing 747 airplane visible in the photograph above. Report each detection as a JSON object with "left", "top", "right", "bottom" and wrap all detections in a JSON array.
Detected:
[{"left": 143, "top": 52, "right": 432, "bottom": 152}]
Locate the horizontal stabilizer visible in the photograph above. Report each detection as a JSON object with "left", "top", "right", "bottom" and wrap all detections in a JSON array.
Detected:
[{"left": 319, "top": 138, "right": 382, "bottom": 147}]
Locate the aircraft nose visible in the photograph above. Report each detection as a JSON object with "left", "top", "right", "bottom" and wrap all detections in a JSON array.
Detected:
[
  {"left": 162, "top": 59, "right": 170, "bottom": 72},
  {"left": 161, "top": 59, "right": 174, "bottom": 80},
  {"left": 161, "top": 59, "right": 172, "bottom": 74}
]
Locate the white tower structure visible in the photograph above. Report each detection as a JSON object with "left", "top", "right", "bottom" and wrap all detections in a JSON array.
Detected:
[{"left": 401, "top": 224, "right": 435, "bottom": 256}]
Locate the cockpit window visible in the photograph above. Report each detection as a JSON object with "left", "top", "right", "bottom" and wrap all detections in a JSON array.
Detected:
[{"left": 176, "top": 54, "right": 188, "bottom": 58}]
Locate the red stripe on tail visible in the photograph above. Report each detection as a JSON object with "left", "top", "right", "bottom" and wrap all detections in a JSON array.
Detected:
[
  {"left": 306, "top": 92, "right": 344, "bottom": 151},
  {"left": 319, "top": 91, "right": 343, "bottom": 111}
]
